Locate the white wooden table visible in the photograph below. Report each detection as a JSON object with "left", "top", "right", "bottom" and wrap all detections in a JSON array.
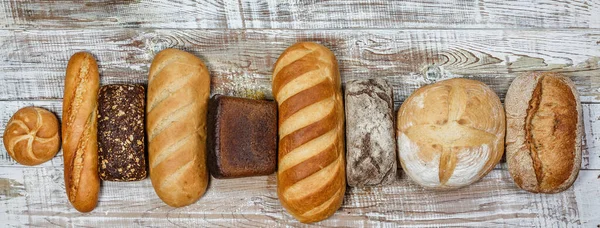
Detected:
[{"left": 0, "top": 1, "right": 599, "bottom": 227}]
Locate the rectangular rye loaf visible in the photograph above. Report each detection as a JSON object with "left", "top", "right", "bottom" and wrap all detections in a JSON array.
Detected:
[
  {"left": 206, "top": 95, "right": 278, "bottom": 178},
  {"left": 98, "top": 84, "right": 147, "bottom": 181},
  {"left": 345, "top": 79, "right": 397, "bottom": 187}
]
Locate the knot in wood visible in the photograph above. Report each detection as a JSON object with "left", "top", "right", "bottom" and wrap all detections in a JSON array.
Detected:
[{"left": 423, "top": 65, "right": 442, "bottom": 82}]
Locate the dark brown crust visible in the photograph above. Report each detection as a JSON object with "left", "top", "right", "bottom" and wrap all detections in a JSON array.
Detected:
[
  {"left": 206, "top": 95, "right": 277, "bottom": 178},
  {"left": 98, "top": 84, "right": 147, "bottom": 181}
]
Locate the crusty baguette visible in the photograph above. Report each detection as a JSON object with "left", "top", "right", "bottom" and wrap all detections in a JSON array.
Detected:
[
  {"left": 62, "top": 52, "right": 100, "bottom": 212},
  {"left": 147, "top": 49, "right": 210, "bottom": 207},
  {"left": 272, "top": 42, "right": 346, "bottom": 223},
  {"left": 505, "top": 72, "right": 582, "bottom": 193}
]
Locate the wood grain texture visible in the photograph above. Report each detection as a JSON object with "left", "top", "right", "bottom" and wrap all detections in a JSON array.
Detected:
[
  {"left": 1, "top": 1, "right": 599, "bottom": 226},
  {"left": 0, "top": 0, "right": 599, "bottom": 29},
  {"left": 0, "top": 165, "right": 598, "bottom": 227},
  {"left": 0, "top": 29, "right": 599, "bottom": 102}
]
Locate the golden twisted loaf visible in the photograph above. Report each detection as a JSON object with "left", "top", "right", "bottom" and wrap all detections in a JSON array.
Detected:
[
  {"left": 397, "top": 78, "right": 505, "bottom": 189},
  {"left": 273, "top": 42, "right": 346, "bottom": 223},
  {"left": 62, "top": 52, "right": 100, "bottom": 212},
  {"left": 147, "top": 49, "right": 210, "bottom": 207},
  {"left": 4, "top": 107, "right": 60, "bottom": 166}
]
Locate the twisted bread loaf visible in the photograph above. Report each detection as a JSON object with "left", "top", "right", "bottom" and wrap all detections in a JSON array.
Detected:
[
  {"left": 147, "top": 49, "right": 210, "bottom": 207},
  {"left": 62, "top": 52, "right": 100, "bottom": 212},
  {"left": 273, "top": 42, "right": 346, "bottom": 223}
]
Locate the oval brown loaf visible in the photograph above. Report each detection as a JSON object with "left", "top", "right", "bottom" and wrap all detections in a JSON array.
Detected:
[
  {"left": 3, "top": 107, "right": 60, "bottom": 166},
  {"left": 62, "top": 52, "right": 100, "bottom": 212},
  {"left": 147, "top": 49, "right": 210, "bottom": 207},
  {"left": 272, "top": 42, "right": 346, "bottom": 223},
  {"left": 505, "top": 72, "right": 582, "bottom": 193}
]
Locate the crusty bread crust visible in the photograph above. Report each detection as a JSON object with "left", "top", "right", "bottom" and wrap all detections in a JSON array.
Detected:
[
  {"left": 147, "top": 49, "right": 210, "bottom": 207},
  {"left": 62, "top": 52, "right": 100, "bottom": 212},
  {"left": 4, "top": 107, "right": 60, "bottom": 166},
  {"left": 273, "top": 42, "right": 346, "bottom": 223},
  {"left": 397, "top": 78, "right": 505, "bottom": 190},
  {"left": 505, "top": 72, "right": 582, "bottom": 193}
]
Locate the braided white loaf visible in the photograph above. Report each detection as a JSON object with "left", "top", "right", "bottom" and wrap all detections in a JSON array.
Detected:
[
  {"left": 273, "top": 42, "right": 346, "bottom": 223},
  {"left": 147, "top": 49, "right": 210, "bottom": 207}
]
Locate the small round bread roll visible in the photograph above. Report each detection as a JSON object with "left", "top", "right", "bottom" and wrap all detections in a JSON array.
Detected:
[
  {"left": 397, "top": 78, "right": 505, "bottom": 189},
  {"left": 3, "top": 107, "right": 60, "bottom": 166}
]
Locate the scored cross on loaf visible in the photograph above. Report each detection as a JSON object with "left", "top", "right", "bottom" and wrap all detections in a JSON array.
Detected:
[{"left": 397, "top": 78, "right": 505, "bottom": 189}]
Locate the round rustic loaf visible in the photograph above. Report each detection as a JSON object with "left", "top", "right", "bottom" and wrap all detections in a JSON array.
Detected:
[
  {"left": 397, "top": 78, "right": 505, "bottom": 189},
  {"left": 3, "top": 107, "right": 60, "bottom": 166}
]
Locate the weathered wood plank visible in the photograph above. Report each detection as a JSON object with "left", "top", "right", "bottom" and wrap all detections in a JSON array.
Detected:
[
  {"left": 1, "top": 100, "right": 599, "bottom": 170},
  {"left": 0, "top": 166, "right": 597, "bottom": 227},
  {"left": 574, "top": 169, "right": 600, "bottom": 227},
  {"left": 0, "top": 29, "right": 599, "bottom": 101},
  {"left": 0, "top": 0, "right": 599, "bottom": 29}
]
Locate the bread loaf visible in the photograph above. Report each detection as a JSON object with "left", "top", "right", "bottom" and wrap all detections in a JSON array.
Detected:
[
  {"left": 98, "top": 84, "right": 146, "bottom": 181},
  {"left": 345, "top": 79, "right": 397, "bottom": 187},
  {"left": 505, "top": 72, "right": 582, "bottom": 193},
  {"left": 206, "top": 95, "right": 277, "bottom": 178},
  {"left": 3, "top": 107, "right": 60, "bottom": 166},
  {"left": 147, "top": 49, "right": 210, "bottom": 207},
  {"left": 62, "top": 52, "right": 100, "bottom": 212},
  {"left": 272, "top": 42, "right": 346, "bottom": 223},
  {"left": 397, "top": 78, "right": 505, "bottom": 189}
]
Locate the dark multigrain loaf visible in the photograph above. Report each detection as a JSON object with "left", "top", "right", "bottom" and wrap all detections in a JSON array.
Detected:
[
  {"left": 345, "top": 79, "right": 397, "bottom": 187},
  {"left": 98, "top": 84, "right": 147, "bottom": 181},
  {"left": 207, "top": 95, "right": 277, "bottom": 178}
]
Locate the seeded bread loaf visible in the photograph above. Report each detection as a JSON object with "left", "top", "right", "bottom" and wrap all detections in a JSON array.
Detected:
[{"left": 98, "top": 84, "right": 146, "bottom": 181}]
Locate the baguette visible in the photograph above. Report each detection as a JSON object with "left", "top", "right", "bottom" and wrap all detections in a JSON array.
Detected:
[
  {"left": 147, "top": 49, "right": 210, "bottom": 207},
  {"left": 505, "top": 72, "right": 582, "bottom": 193},
  {"left": 272, "top": 42, "right": 346, "bottom": 223},
  {"left": 62, "top": 52, "right": 100, "bottom": 212}
]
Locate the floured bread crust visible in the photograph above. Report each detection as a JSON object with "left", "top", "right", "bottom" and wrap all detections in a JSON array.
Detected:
[
  {"left": 505, "top": 72, "right": 582, "bottom": 193},
  {"left": 397, "top": 78, "right": 505, "bottom": 189}
]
